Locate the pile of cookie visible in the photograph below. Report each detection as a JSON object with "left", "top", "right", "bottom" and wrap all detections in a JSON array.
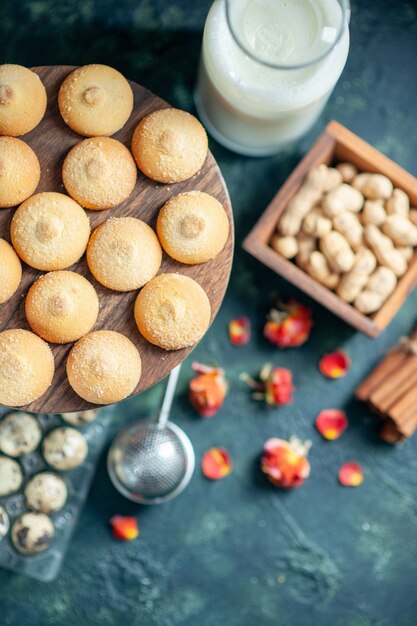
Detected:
[
  {"left": 0, "top": 409, "right": 97, "bottom": 557},
  {"left": 0, "top": 64, "right": 230, "bottom": 407},
  {"left": 271, "top": 162, "right": 417, "bottom": 315}
]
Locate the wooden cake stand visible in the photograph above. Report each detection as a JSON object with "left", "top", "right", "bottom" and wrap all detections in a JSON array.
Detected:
[{"left": 0, "top": 66, "right": 234, "bottom": 413}]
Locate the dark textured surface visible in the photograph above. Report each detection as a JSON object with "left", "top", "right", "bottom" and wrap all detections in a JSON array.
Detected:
[{"left": 1, "top": 1, "right": 417, "bottom": 624}]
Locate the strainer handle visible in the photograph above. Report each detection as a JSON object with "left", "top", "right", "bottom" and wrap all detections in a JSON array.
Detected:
[{"left": 157, "top": 363, "right": 182, "bottom": 429}]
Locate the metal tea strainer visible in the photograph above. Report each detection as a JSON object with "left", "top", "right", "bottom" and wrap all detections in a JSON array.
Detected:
[{"left": 107, "top": 364, "right": 195, "bottom": 504}]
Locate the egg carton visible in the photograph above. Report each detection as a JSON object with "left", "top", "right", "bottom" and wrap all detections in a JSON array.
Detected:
[{"left": 0, "top": 407, "right": 112, "bottom": 582}]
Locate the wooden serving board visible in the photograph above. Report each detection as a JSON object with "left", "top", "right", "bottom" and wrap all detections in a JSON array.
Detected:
[{"left": 0, "top": 65, "right": 234, "bottom": 413}]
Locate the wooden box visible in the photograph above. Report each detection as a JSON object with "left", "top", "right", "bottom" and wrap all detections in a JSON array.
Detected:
[{"left": 243, "top": 121, "right": 417, "bottom": 337}]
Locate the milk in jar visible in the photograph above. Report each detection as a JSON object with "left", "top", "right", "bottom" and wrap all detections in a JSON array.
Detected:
[{"left": 195, "top": 0, "right": 350, "bottom": 156}]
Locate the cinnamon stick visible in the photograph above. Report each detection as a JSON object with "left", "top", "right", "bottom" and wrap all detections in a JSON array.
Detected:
[
  {"left": 369, "top": 356, "right": 417, "bottom": 413},
  {"left": 356, "top": 325, "right": 417, "bottom": 443},
  {"left": 396, "top": 411, "right": 417, "bottom": 437},
  {"left": 388, "top": 385, "right": 417, "bottom": 428},
  {"left": 380, "top": 420, "right": 404, "bottom": 444},
  {"left": 355, "top": 349, "right": 408, "bottom": 401},
  {"left": 356, "top": 325, "right": 417, "bottom": 402}
]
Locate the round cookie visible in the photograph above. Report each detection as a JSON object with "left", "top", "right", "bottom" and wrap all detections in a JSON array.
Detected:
[
  {"left": 0, "top": 329, "right": 55, "bottom": 407},
  {"left": 0, "top": 412, "right": 42, "bottom": 457},
  {"left": 134, "top": 273, "right": 211, "bottom": 350},
  {"left": 87, "top": 217, "right": 162, "bottom": 291},
  {"left": 66, "top": 330, "right": 142, "bottom": 404},
  {"left": 58, "top": 64, "right": 134, "bottom": 137},
  {"left": 43, "top": 427, "right": 88, "bottom": 471},
  {"left": 25, "top": 271, "right": 99, "bottom": 344},
  {"left": 11, "top": 192, "right": 90, "bottom": 271},
  {"left": 0, "top": 456, "right": 23, "bottom": 496},
  {"left": 157, "top": 191, "right": 230, "bottom": 264},
  {"left": 11, "top": 512, "right": 54, "bottom": 555},
  {"left": 25, "top": 472, "right": 68, "bottom": 514},
  {"left": 131, "top": 108, "right": 208, "bottom": 184},
  {"left": 62, "top": 137, "right": 137, "bottom": 210},
  {"left": 0, "top": 64, "right": 47, "bottom": 136},
  {"left": 61, "top": 410, "right": 98, "bottom": 427},
  {"left": 0, "top": 506, "right": 9, "bottom": 541},
  {"left": 0, "top": 137, "right": 40, "bottom": 208},
  {"left": 0, "top": 238, "right": 22, "bottom": 304}
]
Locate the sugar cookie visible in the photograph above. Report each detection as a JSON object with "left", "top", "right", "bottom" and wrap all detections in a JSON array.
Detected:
[
  {"left": 134, "top": 273, "right": 211, "bottom": 350},
  {"left": 25, "top": 271, "right": 99, "bottom": 344},
  {"left": 131, "top": 108, "right": 208, "bottom": 183},
  {"left": 0, "top": 64, "right": 47, "bottom": 136},
  {"left": 62, "top": 136, "right": 137, "bottom": 210},
  {"left": 0, "top": 329, "right": 54, "bottom": 407},
  {"left": 0, "top": 238, "right": 22, "bottom": 303},
  {"left": 58, "top": 64, "right": 133, "bottom": 137},
  {"left": 0, "top": 137, "right": 40, "bottom": 208},
  {"left": 87, "top": 217, "right": 162, "bottom": 291},
  {"left": 11, "top": 192, "right": 90, "bottom": 271},
  {"left": 157, "top": 191, "right": 229, "bottom": 264},
  {"left": 66, "top": 330, "right": 142, "bottom": 404}
]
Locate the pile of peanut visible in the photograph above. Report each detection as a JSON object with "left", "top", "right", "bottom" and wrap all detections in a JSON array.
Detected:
[{"left": 271, "top": 163, "right": 417, "bottom": 315}]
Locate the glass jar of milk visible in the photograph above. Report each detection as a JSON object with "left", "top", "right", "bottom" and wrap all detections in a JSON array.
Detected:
[{"left": 195, "top": 0, "right": 350, "bottom": 156}]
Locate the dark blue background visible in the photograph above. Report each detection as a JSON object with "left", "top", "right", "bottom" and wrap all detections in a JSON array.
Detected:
[{"left": 1, "top": 1, "right": 417, "bottom": 624}]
